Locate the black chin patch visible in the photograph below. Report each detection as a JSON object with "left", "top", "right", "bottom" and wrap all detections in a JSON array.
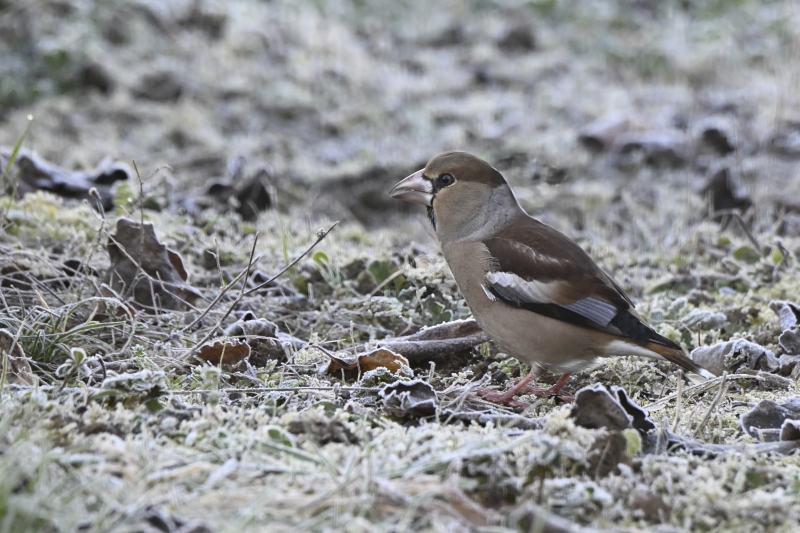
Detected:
[{"left": 427, "top": 206, "right": 436, "bottom": 229}]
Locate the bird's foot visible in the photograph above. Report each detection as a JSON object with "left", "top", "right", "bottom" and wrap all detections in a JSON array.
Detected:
[
  {"left": 520, "top": 373, "right": 574, "bottom": 403},
  {"left": 476, "top": 388, "right": 532, "bottom": 408},
  {"left": 476, "top": 373, "right": 573, "bottom": 407}
]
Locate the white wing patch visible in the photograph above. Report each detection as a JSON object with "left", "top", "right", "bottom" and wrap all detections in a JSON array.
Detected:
[
  {"left": 486, "top": 270, "right": 619, "bottom": 328},
  {"left": 562, "top": 298, "right": 617, "bottom": 326},
  {"left": 485, "top": 271, "right": 560, "bottom": 304}
]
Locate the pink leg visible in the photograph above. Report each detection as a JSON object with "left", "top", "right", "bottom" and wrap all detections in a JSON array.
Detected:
[
  {"left": 477, "top": 372, "right": 573, "bottom": 407},
  {"left": 520, "top": 372, "right": 574, "bottom": 403}
]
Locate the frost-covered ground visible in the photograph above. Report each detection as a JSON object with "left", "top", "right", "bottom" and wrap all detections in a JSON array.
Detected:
[{"left": 3, "top": 1, "right": 800, "bottom": 531}]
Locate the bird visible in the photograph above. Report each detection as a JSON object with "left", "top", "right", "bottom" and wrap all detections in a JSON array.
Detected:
[{"left": 389, "top": 150, "right": 712, "bottom": 406}]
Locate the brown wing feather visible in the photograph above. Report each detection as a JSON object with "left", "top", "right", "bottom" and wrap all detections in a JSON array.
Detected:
[
  {"left": 483, "top": 216, "right": 688, "bottom": 351},
  {"left": 485, "top": 216, "right": 630, "bottom": 310}
]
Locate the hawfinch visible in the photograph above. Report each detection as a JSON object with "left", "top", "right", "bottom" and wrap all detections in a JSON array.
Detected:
[{"left": 390, "top": 151, "right": 711, "bottom": 405}]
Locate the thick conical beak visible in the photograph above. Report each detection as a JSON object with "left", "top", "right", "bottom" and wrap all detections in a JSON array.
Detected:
[{"left": 389, "top": 169, "right": 433, "bottom": 206}]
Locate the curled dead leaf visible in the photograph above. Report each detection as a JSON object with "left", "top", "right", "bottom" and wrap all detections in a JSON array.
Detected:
[
  {"left": 322, "top": 347, "right": 409, "bottom": 375},
  {"left": 224, "top": 317, "right": 284, "bottom": 367},
  {"left": 105, "top": 218, "right": 202, "bottom": 311},
  {"left": 770, "top": 300, "right": 800, "bottom": 355},
  {"left": 196, "top": 339, "right": 251, "bottom": 366},
  {"left": 379, "top": 379, "right": 437, "bottom": 417},
  {"left": 690, "top": 339, "right": 778, "bottom": 377},
  {"left": 740, "top": 398, "right": 800, "bottom": 442},
  {"left": 0, "top": 148, "right": 129, "bottom": 210},
  {"left": 571, "top": 384, "right": 637, "bottom": 432}
]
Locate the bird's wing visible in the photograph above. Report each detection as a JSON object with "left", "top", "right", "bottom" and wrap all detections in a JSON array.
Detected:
[{"left": 482, "top": 217, "right": 679, "bottom": 349}]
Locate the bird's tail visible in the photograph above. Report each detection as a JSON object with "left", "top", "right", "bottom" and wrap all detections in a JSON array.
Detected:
[{"left": 645, "top": 342, "right": 715, "bottom": 379}]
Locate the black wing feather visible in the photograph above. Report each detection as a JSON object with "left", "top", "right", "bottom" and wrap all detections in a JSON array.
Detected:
[{"left": 489, "top": 287, "right": 682, "bottom": 350}]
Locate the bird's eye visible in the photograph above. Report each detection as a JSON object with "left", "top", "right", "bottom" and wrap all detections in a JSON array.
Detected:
[{"left": 439, "top": 173, "right": 455, "bottom": 186}]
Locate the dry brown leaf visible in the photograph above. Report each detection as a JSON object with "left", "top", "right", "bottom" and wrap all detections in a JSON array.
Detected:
[
  {"left": 104, "top": 218, "right": 202, "bottom": 311},
  {"left": 324, "top": 347, "right": 409, "bottom": 374},
  {"left": 195, "top": 339, "right": 251, "bottom": 366},
  {"left": 224, "top": 318, "right": 284, "bottom": 367},
  {"left": 0, "top": 329, "right": 37, "bottom": 386}
]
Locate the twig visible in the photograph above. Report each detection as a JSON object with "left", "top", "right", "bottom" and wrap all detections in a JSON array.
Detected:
[
  {"left": 714, "top": 209, "right": 761, "bottom": 251},
  {"left": 178, "top": 233, "right": 260, "bottom": 361},
  {"left": 181, "top": 258, "right": 257, "bottom": 332},
  {"left": 692, "top": 371, "right": 729, "bottom": 439},
  {"left": 646, "top": 372, "right": 771, "bottom": 413},
  {"left": 244, "top": 221, "right": 339, "bottom": 296},
  {"left": 168, "top": 385, "right": 382, "bottom": 395},
  {"left": 72, "top": 188, "right": 107, "bottom": 300}
]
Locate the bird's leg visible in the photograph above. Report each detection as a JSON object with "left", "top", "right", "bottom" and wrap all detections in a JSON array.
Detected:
[
  {"left": 476, "top": 373, "right": 537, "bottom": 408},
  {"left": 477, "top": 372, "right": 573, "bottom": 407},
  {"left": 519, "top": 372, "right": 574, "bottom": 402}
]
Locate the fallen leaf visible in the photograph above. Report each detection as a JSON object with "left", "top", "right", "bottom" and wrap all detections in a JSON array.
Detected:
[
  {"left": 613, "top": 387, "right": 656, "bottom": 432},
  {"left": 769, "top": 300, "right": 800, "bottom": 355},
  {"left": 205, "top": 168, "right": 272, "bottom": 221},
  {"left": 0, "top": 148, "right": 129, "bottom": 210},
  {"left": 690, "top": 339, "right": 779, "bottom": 377},
  {"left": 224, "top": 317, "right": 278, "bottom": 338},
  {"left": 195, "top": 338, "right": 251, "bottom": 366},
  {"left": 379, "top": 379, "right": 437, "bottom": 417},
  {"left": 223, "top": 317, "right": 285, "bottom": 366},
  {"left": 770, "top": 300, "right": 800, "bottom": 331},
  {"left": 701, "top": 166, "right": 753, "bottom": 219},
  {"left": 780, "top": 419, "right": 800, "bottom": 442},
  {"left": 322, "top": 347, "right": 409, "bottom": 375},
  {"left": 104, "top": 217, "right": 202, "bottom": 311},
  {"left": 571, "top": 384, "right": 635, "bottom": 432},
  {"left": 740, "top": 398, "right": 800, "bottom": 442},
  {"left": 611, "top": 130, "right": 687, "bottom": 168}
]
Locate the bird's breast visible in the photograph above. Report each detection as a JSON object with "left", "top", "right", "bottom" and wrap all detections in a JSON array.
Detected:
[
  {"left": 441, "top": 240, "right": 601, "bottom": 371},
  {"left": 441, "top": 240, "right": 494, "bottom": 302}
]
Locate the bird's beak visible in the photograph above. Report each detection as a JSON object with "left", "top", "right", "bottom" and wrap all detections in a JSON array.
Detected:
[{"left": 389, "top": 169, "right": 433, "bottom": 206}]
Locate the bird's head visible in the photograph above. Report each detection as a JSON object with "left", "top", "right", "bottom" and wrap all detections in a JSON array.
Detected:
[{"left": 389, "top": 151, "right": 521, "bottom": 240}]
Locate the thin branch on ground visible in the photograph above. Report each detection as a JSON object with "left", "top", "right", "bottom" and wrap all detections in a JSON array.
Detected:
[
  {"left": 178, "top": 233, "right": 260, "bottom": 361},
  {"left": 244, "top": 221, "right": 339, "bottom": 296}
]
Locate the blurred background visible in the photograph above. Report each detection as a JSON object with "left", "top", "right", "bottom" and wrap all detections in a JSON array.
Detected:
[{"left": 2, "top": 0, "right": 800, "bottom": 249}]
